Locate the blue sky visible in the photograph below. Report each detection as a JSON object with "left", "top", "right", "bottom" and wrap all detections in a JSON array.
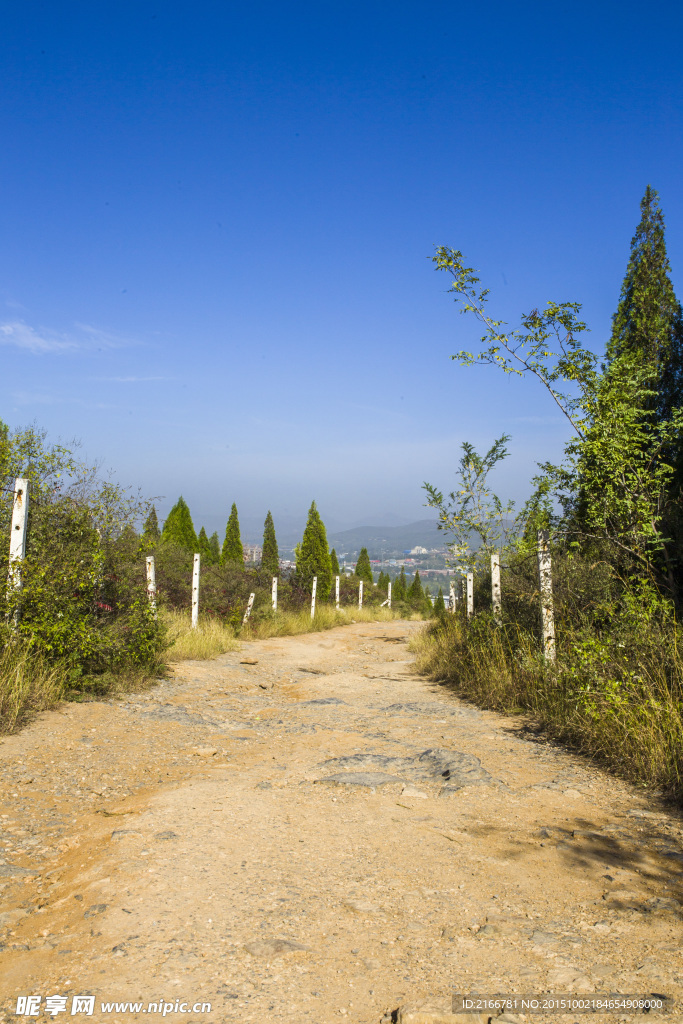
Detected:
[{"left": 2, "top": 1, "right": 682, "bottom": 541}]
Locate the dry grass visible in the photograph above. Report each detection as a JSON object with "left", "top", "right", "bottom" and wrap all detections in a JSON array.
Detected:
[
  {"left": 163, "top": 610, "right": 240, "bottom": 661},
  {"left": 0, "top": 643, "right": 67, "bottom": 734},
  {"left": 243, "top": 604, "right": 399, "bottom": 640},
  {"left": 411, "top": 615, "right": 683, "bottom": 801},
  {"left": 163, "top": 605, "right": 401, "bottom": 657}
]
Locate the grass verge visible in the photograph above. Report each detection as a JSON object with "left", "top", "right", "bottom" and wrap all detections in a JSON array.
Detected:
[
  {"left": 242, "top": 604, "right": 401, "bottom": 640},
  {"left": 411, "top": 614, "right": 683, "bottom": 801},
  {"left": 0, "top": 643, "right": 67, "bottom": 734},
  {"left": 163, "top": 609, "right": 240, "bottom": 661}
]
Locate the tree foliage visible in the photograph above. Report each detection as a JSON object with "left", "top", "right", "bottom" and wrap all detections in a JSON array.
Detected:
[
  {"left": 161, "top": 497, "right": 197, "bottom": 552},
  {"left": 296, "top": 501, "right": 332, "bottom": 598},
  {"left": 606, "top": 185, "right": 683, "bottom": 424},
  {"left": 393, "top": 565, "right": 407, "bottom": 603},
  {"left": 408, "top": 569, "right": 424, "bottom": 606},
  {"left": 354, "top": 547, "right": 374, "bottom": 586},
  {"left": 430, "top": 242, "right": 683, "bottom": 594},
  {"left": 330, "top": 548, "right": 340, "bottom": 576},
  {"left": 142, "top": 506, "right": 160, "bottom": 549},
  {"left": 261, "top": 511, "right": 279, "bottom": 575},
  {"left": 424, "top": 435, "right": 516, "bottom": 572},
  {"left": 0, "top": 422, "right": 163, "bottom": 685},
  {"left": 197, "top": 526, "right": 214, "bottom": 564},
  {"left": 221, "top": 503, "right": 243, "bottom": 565}
]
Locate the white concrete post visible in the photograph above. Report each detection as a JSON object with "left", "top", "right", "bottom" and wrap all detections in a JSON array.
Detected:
[
  {"left": 243, "top": 592, "right": 255, "bottom": 624},
  {"left": 358, "top": 580, "right": 363, "bottom": 609},
  {"left": 491, "top": 552, "right": 501, "bottom": 626},
  {"left": 311, "top": 576, "right": 317, "bottom": 618},
  {"left": 7, "top": 477, "right": 29, "bottom": 623},
  {"left": 145, "top": 555, "right": 157, "bottom": 619},
  {"left": 537, "top": 530, "right": 556, "bottom": 662},
  {"left": 335, "top": 575, "right": 340, "bottom": 610},
  {"left": 272, "top": 576, "right": 278, "bottom": 612},
  {"left": 191, "top": 553, "right": 200, "bottom": 629},
  {"left": 466, "top": 572, "right": 474, "bottom": 619},
  {"left": 7, "top": 478, "right": 29, "bottom": 599},
  {"left": 387, "top": 581, "right": 392, "bottom": 609},
  {"left": 449, "top": 581, "right": 456, "bottom": 613}
]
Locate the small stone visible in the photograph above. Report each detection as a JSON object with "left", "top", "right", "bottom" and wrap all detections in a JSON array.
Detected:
[
  {"left": 83, "top": 904, "right": 108, "bottom": 919},
  {"left": 240, "top": 658, "right": 258, "bottom": 665},
  {"left": 546, "top": 965, "right": 592, "bottom": 990},
  {"left": 401, "top": 785, "right": 428, "bottom": 799},
  {"left": 258, "top": 681, "right": 273, "bottom": 689},
  {"left": 244, "top": 937, "right": 310, "bottom": 957},
  {"left": 192, "top": 747, "right": 217, "bottom": 757},
  {"left": 154, "top": 831, "right": 179, "bottom": 841},
  {"left": 343, "top": 899, "right": 379, "bottom": 915},
  {"left": 0, "top": 864, "right": 36, "bottom": 878},
  {"left": 0, "top": 909, "right": 27, "bottom": 928},
  {"left": 563, "top": 789, "right": 582, "bottom": 798}
]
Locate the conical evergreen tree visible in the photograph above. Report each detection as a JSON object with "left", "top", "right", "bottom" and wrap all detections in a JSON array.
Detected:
[
  {"left": 377, "top": 570, "right": 388, "bottom": 592},
  {"left": 330, "top": 548, "right": 340, "bottom": 576},
  {"left": 393, "top": 565, "right": 407, "bottom": 602},
  {"left": 296, "top": 501, "right": 332, "bottom": 598},
  {"left": 142, "top": 506, "right": 161, "bottom": 549},
  {"left": 198, "top": 526, "right": 213, "bottom": 564},
  {"left": 354, "top": 547, "right": 374, "bottom": 586},
  {"left": 221, "top": 503, "right": 244, "bottom": 565},
  {"left": 607, "top": 185, "right": 683, "bottom": 422},
  {"left": 161, "top": 496, "right": 198, "bottom": 551},
  {"left": 261, "top": 511, "right": 279, "bottom": 575},
  {"left": 209, "top": 532, "right": 220, "bottom": 564},
  {"left": 434, "top": 588, "right": 446, "bottom": 614},
  {"left": 408, "top": 569, "right": 424, "bottom": 606}
]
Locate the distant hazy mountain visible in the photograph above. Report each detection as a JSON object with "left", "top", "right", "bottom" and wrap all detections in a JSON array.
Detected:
[{"left": 326, "top": 519, "right": 445, "bottom": 557}]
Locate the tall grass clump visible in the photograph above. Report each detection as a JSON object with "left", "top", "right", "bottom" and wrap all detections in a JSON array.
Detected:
[
  {"left": 163, "top": 610, "right": 239, "bottom": 661},
  {"left": 0, "top": 642, "right": 68, "bottom": 734}
]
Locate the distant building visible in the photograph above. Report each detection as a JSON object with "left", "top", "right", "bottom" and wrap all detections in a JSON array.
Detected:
[
  {"left": 411, "top": 545, "right": 428, "bottom": 555},
  {"left": 243, "top": 544, "right": 262, "bottom": 563}
]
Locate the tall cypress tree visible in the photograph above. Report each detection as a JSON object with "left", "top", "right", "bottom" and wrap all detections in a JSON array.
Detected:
[
  {"left": 296, "top": 501, "right": 332, "bottom": 598},
  {"left": 355, "top": 547, "right": 374, "bottom": 586},
  {"left": 434, "top": 588, "right": 446, "bottom": 614},
  {"left": 330, "top": 548, "right": 340, "bottom": 576},
  {"left": 607, "top": 185, "right": 683, "bottom": 422},
  {"left": 408, "top": 569, "right": 424, "bottom": 606},
  {"left": 209, "top": 532, "right": 221, "bottom": 564},
  {"left": 142, "top": 506, "right": 161, "bottom": 549},
  {"left": 221, "top": 503, "right": 244, "bottom": 565},
  {"left": 261, "top": 510, "right": 279, "bottom": 575},
  {"left": 393, "top": 565, "right": 407, "bottom": 602},
  {"left": 161, "top": 496, "right": 198, "bottom": 551},
  {"left": 198, "top": 526, "right": 213, "bottom": 564}
]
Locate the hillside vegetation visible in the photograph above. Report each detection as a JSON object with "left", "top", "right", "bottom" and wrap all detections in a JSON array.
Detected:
[{"left": 416, "top": 187, "right": 683, "bottom": 801}]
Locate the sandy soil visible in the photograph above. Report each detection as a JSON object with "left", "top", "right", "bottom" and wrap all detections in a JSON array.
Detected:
[{"left": 1, "top": 619, "right": 682, "bottom": 1023}]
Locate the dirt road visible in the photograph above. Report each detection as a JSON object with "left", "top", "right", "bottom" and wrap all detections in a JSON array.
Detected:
[{"left": 1, "top": 620, "right": 682, "bottom": 1023}]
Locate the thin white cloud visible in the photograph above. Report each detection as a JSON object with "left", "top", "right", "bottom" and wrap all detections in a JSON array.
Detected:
[
  {"left": 0, "top": 320, "right": 141, "bottom": 354},
  {"left": 0, "top": 321, "right": 77, "bottom": 353},
  {"left": 73, "top": 323, "right": 137, "bottom": 349}
]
